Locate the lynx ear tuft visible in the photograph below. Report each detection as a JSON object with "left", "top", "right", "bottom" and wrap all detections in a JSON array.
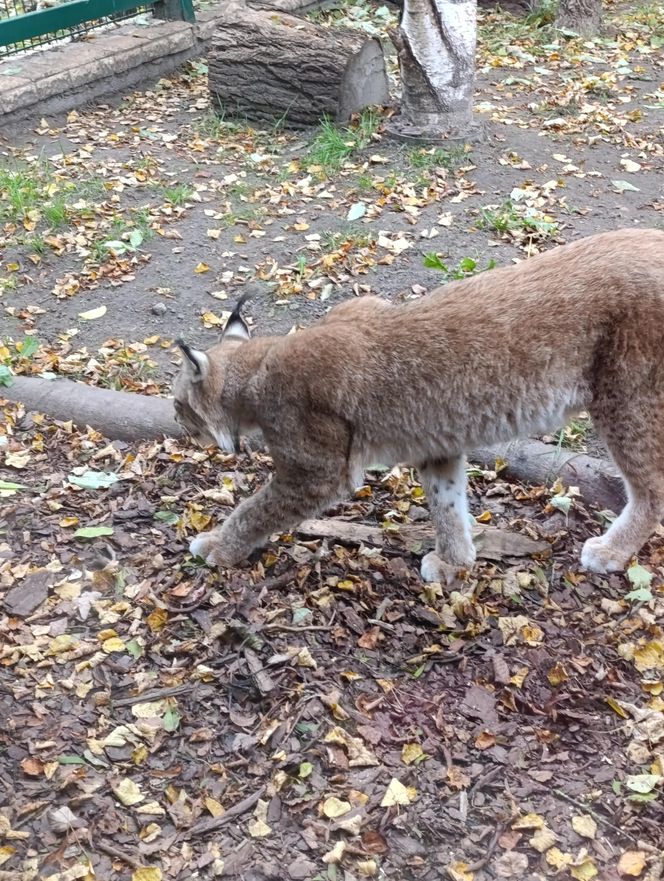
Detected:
[
  {"left": 222, "top": 293, "right": 251, "bottom": 342},
  {"left": 176, "top": 339, "right": 209, "bottom": 380}
]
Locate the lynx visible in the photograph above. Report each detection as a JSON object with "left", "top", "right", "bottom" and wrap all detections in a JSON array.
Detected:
[{"left": 173, "top": 228, "right": 664, "bottom": 581}]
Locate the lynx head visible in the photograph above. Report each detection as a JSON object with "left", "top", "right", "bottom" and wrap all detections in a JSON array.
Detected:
[{"left": 172, "top": 295, "right": 250, "bottom": 452}]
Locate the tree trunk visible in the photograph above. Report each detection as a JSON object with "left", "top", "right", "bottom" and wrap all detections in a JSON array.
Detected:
[
  {"left": 556, "top": 0, "right": 602, "bottom": 36},
  {"left": 208, "top": 0, "right": 389, "bottom": 128},
  {"left": 390, "top": 0, "right": 477, "bottom": 141}
]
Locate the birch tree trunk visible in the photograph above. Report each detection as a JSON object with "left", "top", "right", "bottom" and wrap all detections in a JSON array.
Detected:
[
  {"left": 556, "top": 0, "right": 602, "bottom": 36},
  {"left": 390, "top": 0, "right": 477, "bottom": 141}
]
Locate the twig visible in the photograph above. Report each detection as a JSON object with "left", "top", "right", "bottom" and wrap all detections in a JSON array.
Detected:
[
  {"left": 111, "top": 684, "right": 193, "bottom": 708},
  {"left": 467, "top": 824, "right": 504, "bottom": 872},
  {"left": 553, "top": 788, "right": 639, "bottom": 844},
  {"left": 185, "top": 785, "right": 266, "bottom": 838},
  {"left": 95, "top": 840, "right": 141, "bottom": 869}
]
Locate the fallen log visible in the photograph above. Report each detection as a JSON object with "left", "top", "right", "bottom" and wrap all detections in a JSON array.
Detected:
[
  {"left": 469, "top": 442, "right": 624, "bottom": 513},
  {"left": 2, "top": 377, "right": 625, "bottom": 512},
  {"left": 207, "top": 0, "right": 389, "bottom": 127},
  {"left": 2, "top": 376, "right": 183, "bottom": 442},
  {"left": 297, "top": 518, "right": 550, "bottom": 561}
]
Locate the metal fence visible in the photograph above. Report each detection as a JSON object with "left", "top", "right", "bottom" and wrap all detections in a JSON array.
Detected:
[{"left": 0, "top": 0, "right": 194, "bottom": 57}]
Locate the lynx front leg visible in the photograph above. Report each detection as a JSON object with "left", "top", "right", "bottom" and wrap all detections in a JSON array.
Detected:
[
  {"left": 418, "top": 455, "right": 476, "bottom": 583},
  {"left": 190, "top": 472, "right": 341, "bottom": 568}
]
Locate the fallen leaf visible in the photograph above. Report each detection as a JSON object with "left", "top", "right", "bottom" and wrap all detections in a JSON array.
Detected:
[
  {"left": 78, "top": 305, "right": 107, "bottom": 320},
  {"left": 530, "top": 826, "right": 557, "bottom": 852},
  {"left": 322, "top": 796, "right": 351, "bottom": 818},
  {"left": 618, "top": 851, "right": 647, "bottom": 877},
  {"left": 112, "top": 778, "right": 144, "bottom": 806},
  {"left": 132, "top": 869, "right": 162, "bottom": 881},
  {"left": 401, "top": 742, "right": 424, "bottom": 765},
  {"left": 571, "top": 815, "right": 597, "bottom": 839},
  {"left": 380, "top": 777, "right": 416, "bottom": 807}
]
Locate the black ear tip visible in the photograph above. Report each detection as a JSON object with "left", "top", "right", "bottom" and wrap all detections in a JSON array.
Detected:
[
  {"left": 231, "top": 292, "right": 250, "bottom": 317},
  {"left": 175, "top": 337, "right": 186, "bottom": 350}
]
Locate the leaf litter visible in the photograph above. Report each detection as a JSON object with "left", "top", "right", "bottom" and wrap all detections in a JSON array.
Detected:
[{"left": 1, "top": 0, "right": 664, "bottom": 878}]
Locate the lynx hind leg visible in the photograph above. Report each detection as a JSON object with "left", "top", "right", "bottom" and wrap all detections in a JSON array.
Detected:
[
  {"left": 582, "top": 411, "right": 664, "bottom": 574},
  {"left": 419, "top": 455, "right": 476, "bottom": 583}
]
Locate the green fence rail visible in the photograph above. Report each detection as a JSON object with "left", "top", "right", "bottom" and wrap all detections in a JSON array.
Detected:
[{"left": 0, "top": 0, "right": 194, "bottom": 56}]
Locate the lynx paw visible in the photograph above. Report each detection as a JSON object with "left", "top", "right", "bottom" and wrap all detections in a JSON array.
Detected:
[
  {"left": 189, "top": 532, "right": 233, "bottom": 567},
  {"left": 421, "top": 550, "right": 474, "bottom": 585},
  {"left": 580, "top": 536, "right": 628, "bottom": 574}
]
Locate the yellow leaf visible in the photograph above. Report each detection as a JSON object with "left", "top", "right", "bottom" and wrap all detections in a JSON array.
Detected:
[
  {"left": 476, "top": 511, "right": 492, "bottom": 523},
  {"left": 132, "top": 700, "right": 167, "bottom": 719},
  {"left": 59, "top": 516, "right": 79, "bottom": 528},
  {"left": 47, "top": 634, "right": 76, "bottom": 655},
  {"left": 357, "top": 860, "right": 377, "bottom": 877},
  {"left": 401, "top": 743, "right": 424, "bottom": 765},
  {"left": 204, "top": 797, "right": 225, "bottom": 818},
  {"left": 322, "top": 841, "right": 346, "bottom": 864},
  {"left": 547, "top": 662, "right": 569, "bottom": 687},
  {"left": 381, "top": 777, "right": 415, "bottom": 807},
  {"left": 512, "top": 813, "right": 545, "bottom": 830},
  {"left": 201, "top": 311, "right": 224, "bottom": 327},
  {"left": 194, "top": 262, "right": 210, "bottom": 273},
  {"left": 0, "top": 847, "right": 16, "bottom": 866},
  {"left": 147, "top": 608, "right": 169, "bottom": 632},
  {"left": 189, "top": 510, "right": 212, "bottom": 532},
  {"left": 112, "top": 778, "right": 144, "bottom": 806},
  {"left": 447, "top": 862, "right": 474, "bottom": 881},
  {"left": 522, "top": 622, "right": 544, "bottom": 646},
  {"left": 322, "top": 796, "right": 351, "bottom": 818},
  {"left": 530, "top": 826, "right": 556, "bottom": 853},
  {"left": 510, "top": 666, "right": 529, "bottom": 688},
  {"left": 247, "top": 818, "right": 271, "bottom": 838},
  {"left": 617, "top": 851, "right": 647, "bottom": 877},
  {"left": 78, "top": 305, "right": 107, "bottom": 320},
  {"left": 571, "top": 857, "right": 598, "bottom": 881},
  {"left": 572, "top": 815, "right": 597, "bottom": 839},
  {"left": 132, "top": 869, "right": 162, "bottom": 881},
  {"left": 634, "top": 641, "right": 664, "bottom": 672},
  {"left": 132, "top": 745, "right": 148, "bottom": 765},
  {"left": 102, "top": 637, "right": 126, "bottom": 653},
  {"left": 606, "top": 697, "right": 629, "bottom": 718},
  {"left": 546, "top": 848, "right": 573, "bottom": 869},
  {"left": 324, "top": 726, "right": 378, "bottom": 767}
]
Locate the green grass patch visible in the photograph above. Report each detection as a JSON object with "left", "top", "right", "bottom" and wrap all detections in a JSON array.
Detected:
[
  {"left": 407, "top": 145, "right": 467, "bottom": 172},
  {"left": 475, "top": 200, "right": 558, "bottom": 238},
  {"left": 159, "top": 183, "right": 195, "bottom": 206},
  {"left": 423, "top": 253, "right": 496, "bottom": 281},
  {"left": 554, "top": 415, "right": 592, "bottom": 450},
  {"left": 306, "top": 108, "right": 382, "bottom": 175}
]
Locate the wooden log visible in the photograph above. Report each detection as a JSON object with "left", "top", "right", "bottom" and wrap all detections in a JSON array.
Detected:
[
  {"left": 1, "top": 376, "right": 183, "bottom": 442},
  {"left": 207, "top": 0, "right": 389, "bottom": 127},
  {"left": 297, "top": 518, "right": 551, "bottom": 560},
  {"left": 469, "top": 441, "right": 624, "bottom": 513}
]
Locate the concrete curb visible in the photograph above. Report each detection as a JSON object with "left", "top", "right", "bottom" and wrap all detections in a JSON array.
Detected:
[{"left": 0, "top": 8, "right": 225, "bottom": 128}]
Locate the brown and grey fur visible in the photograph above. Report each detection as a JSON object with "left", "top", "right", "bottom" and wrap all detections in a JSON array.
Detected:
[{"left": 173, "top": 228, "right": 664, "bottom": 580}]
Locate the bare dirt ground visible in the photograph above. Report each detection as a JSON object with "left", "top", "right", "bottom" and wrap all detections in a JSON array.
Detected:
[{"left": 1, "top": 2, "right": 664, "bottom": 880}]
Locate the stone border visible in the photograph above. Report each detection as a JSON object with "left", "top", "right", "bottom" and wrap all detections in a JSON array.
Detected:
[{"left": 0, "top": 6, "right": 228, "bottom": 128}]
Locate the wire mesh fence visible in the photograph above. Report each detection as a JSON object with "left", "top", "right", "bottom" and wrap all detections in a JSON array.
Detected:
[{"left": 0, "top": 0, "right": 179, "bottom": 58}]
